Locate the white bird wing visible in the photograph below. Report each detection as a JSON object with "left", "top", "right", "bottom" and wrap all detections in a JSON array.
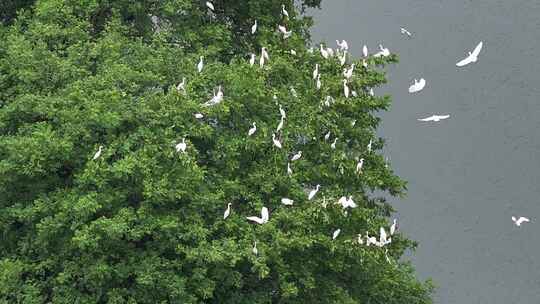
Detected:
[
  {"left": 418, "top": 116, "right": 435, "bottom": 122},
  {"left": 472, "top": 41, "right": 483, "bottom": 57},
  {"left": 434, "top": 115, "right": 450, "bottom": 120},
  {"left": 456, "top": 55, "right": 474, "bottom": 67},
  {"left": 261, "top": 207, "right": 269, "bottom": 222},
  {"left": 246, "top": 216, "right": 264, "bottom": 224},
  {"left": 332, "top": 229, "right": 341, "bottom": 239},
  {"left": 408, "top": 84, "right": 417, "bottom": 93}
]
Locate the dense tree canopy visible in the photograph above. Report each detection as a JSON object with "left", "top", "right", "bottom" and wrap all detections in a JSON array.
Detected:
[{"left": 0, "top": 0, "right": 433, "bottom": 303}]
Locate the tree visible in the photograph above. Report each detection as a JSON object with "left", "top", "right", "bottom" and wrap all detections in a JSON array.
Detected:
[{"left": 0, "top": 1, "right": 433, "bottom": 303}]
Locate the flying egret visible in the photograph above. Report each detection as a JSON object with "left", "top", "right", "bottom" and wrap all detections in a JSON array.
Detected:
[
  {"left": 313, "top": 64, "right": 319, "bottom": 80},
  {"left": 331, "top": 138, "right": 338, "bottom": 149},
  {"left": 362, "top": 45, "right": 368, "bottom": 57},
  {"left": 206, "top": 1, "right": 214, "bottom": 11},
  {"left": 316, "top": 74, "right": 322, "bottom": 90},
  {"left": 308, "top": 184, "right": 320, "bottom": 200},
  {"left": 197, "top": 56, "right": 204, "bottom": 73},
  {"left": 251, "top": 20, "right": 257, "bottom": 34},
  {"left": 343, "top": 79, "right": 350, "bottom": 98},
  {"left": 356, "top": 158, "right": 364, "bottom": 173},
  {"left": 175, "top": 138, "right": 187, "bottom": 153},
  {"left": 287, "top": 162, "right": 292, "bottom": 175},
  {"left": 276, "top": 116, "right": 284, "bottom": 133},
  {"left": 246, "top": 206, "right": 269, "bottom": 224},
  {"left": 291, "top": 151, "right": 302, "bottom": 161},
  {"left": 390, "top": 218, "right": 398, "bottom": 235},
  {"left": 367, "top": 139, "right": 372, "bottom": 152},
  {"left": 456, "top": 41, "right": 483, "bottom": 67},
  {"left": 332, "top": 229, "right": 341, "bottom": 240},
  {"left": 400, "top": 27, "right": 412, "bottom": 37},
  {"left": 194, "top": 113, "right": 204, "bottom": 119},
  {"left": 512, "top": 216, "right": 530, "bottom": 227},
  {"left": 281, "top": 198, "right": 294, "bottom": 206},
  {"left": 249, "top": 53, "right": 256, "bottom": 66},
  {"left": 176, "top": 77, "right": 186, "bottom": 94},
  {"left": 418, "top": 114, "right": 450, "bottom": 122},
  {"left": 408, "top": 78, "right": 426, "bottom": 93},
  {"left": 248, "top": 122, "right": 257, "bottom": 136},
  {"left": 252, "top": 241, "right": 258, "bottom": 255},
  {"left": 223, "top": 203, "right": 232, "bottom": 219},
  {"left": 281, "top": 4, "right": 289, "bottom": 18},
  {"left": 92, "top": 145, "right": 103, "bottom": 160},
  {"left": 320, "top": 44, "right": 329, "bottom": 59},
  {"left": 336, "top": 39, "right": 349, "bottom": 51},
  {"left": 272, "top": 133, "right": 282, "bottom": 149}
]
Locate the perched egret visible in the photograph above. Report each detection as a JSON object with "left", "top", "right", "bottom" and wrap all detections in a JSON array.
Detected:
[
  {"left": 343, "top": 79, "right": 350, "bottom": 98},
  {"left": 290, "top": 49, "right": 297, "bottom": 55},
  {"left": 336, "top": 39, "right": 349, "bottom": 51},
  {"left": 248, "top": 122, "right": 257, "bottom": 136},
  {"left": 291, "top": 151, "right": 302, "bottom": 161},
  {"left": 331, "top": 138, "right": 338, "bottom": 149},
  {"left": 194, "top": 113, "right": 204, "bottom": 119},
  {"left": 408, "top": 78, "right": 426, "bottom": 93},
  {"left": 339, "top": 51, "right": 347, "bottom": 66},
  {"left": 320, "top": 44, "right": 329, "bottom": 59},
  {"left": 400, "top": 27, "right": 412, "bottom": 37},
  {"left": 287, "top": 162, "right": 293, "bottom": 175},
  {"left": 369, "top": 88, "right": 374, "bottom": 96},
  {"left": 206, "top": 1, "right": 214, "bottom": 11},
  {"left": 175, "top": 138, "right": 187, "bottom": 153},
  {"left": 223, "top": 203, "right": 232, "bottom": 219},
  {"left": 512, "top": 216, "right": 530, "bottom": 227},
  {"left": 356, "top": 158, "right": 364, "bottom": 173},
  {"left": 176, "top": 77, "right": 186, "bottom": 94},
  {"left": 357, "top": 234, "right": 364, "bottom": 245},
  {"left": 276, "top": 116, "right": 284, "bottom": 133},
  {"left": 252, "top": 241, "right": 258, "bottom": 255},
  {"left": 272, "top": 133, "right": 282, "bottom": 148},
  {"left": 281, "top": 198, "right": 294, "bottom": 206},
  {"left": 390, "top": 218, "right": 398, "bottom": 235},
  {"left": 324, "top": 131, "right": 331, "bottom": 141},
  {"left": 92, "top": 145, "right": 103, "bottom": 160},
  {"left": 278, "top": 25, "right": 292, "bottom": 39},
  {"left": 251, "top": 20, "right": 257, "bottom": 34},
  {"left": 343, "top": 64, "right": 355, "bottom": 79},
  {"left": 362, "top": 45, "right": 368, "bottom": 57},
  {"left": 281, "top": 4, "right": 289, "bottom": 18},
  {"left": 380, "top": 227, "right": 388, "bottom": 245},
  {"left": 259, "top": 47, "right": 269, "bottom": 67},
  {"left": 456, "top": 41, "right": 483, "bottom": 67},
  {"left": 316, "top": 74, "right": 322, "bottom": 90},
  {"left": 332, "top": 229, "right": 341, "bottom": 240},
  {"left": 326, "top": 47, "right": 334, "bottom": 57},
  {"left": 197, "top": 56, "right": 204, "bottom": 73},
  {"left": 249, "top": 53, "right": 256, "bottom": 66},
  {"left": 346, "top": 196, "right": 357, "bottom": 208},
  {"left": 278, "top": 104, "right": 286, "bottom": 118},
  {"left": 418, "top": 114, "right": 450, "bottom": 122},
  {"left": 313, "top": 64, "right": 319, "bottom": 80},
  {"left": 373, "top": 44, "right": 390, "bottom": 57},
  {"left": 246, "top": 206, "right": 269, "bottom": 224},
  {"left": 367, "top": 139, "right": 372, "bottom": 152},
  {"left": 308, "top": 184, "right": 320, "bottom": 200},
  {"left": 203, "top": 86, "right": 223, "bottom": 106}
]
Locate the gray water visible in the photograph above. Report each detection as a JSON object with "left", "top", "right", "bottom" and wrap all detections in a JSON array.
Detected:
[{"left": 310, "top": 1, "right": 540, "bottom": 303}]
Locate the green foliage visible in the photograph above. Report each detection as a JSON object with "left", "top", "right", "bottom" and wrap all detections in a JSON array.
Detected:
[{"left": 0, "top": 0, "right": 433, "bottom": 303}]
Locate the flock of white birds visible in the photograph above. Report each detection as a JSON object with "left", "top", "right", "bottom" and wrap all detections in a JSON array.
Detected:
[{"left": 91, "top": 2, "right": 531, "bottom": 258}]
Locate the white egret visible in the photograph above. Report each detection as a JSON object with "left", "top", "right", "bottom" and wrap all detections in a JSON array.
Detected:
[
  {"left": 281, "top": 4, "right": 289, "bottom": 18},
  {"left": 456, "top": 41, "right": 483, "bottom": 67},
  {"left": 194, "top": 113, "right": 204, "bottom": 119},
  {"left": 175, "top": 138, "right": 187, "bottom": 153},
  {"left": 249, "top": 53, "right": 256, "bottom": 66},
  {"left": 248, "top": 122, "right": 257, "bottom": 136},
  {"left": 278, "top": 104, "right": 286, "bottom": 118},
  {"left": 373, "top": 44, "right": 390, "bottom": 57},
  {"left": 343, "top": 79, "right": 350, "bottom": 98},
  {"left": 176, "top": 77, "right": 186, "bottom": 94},
  {"left": 287, "top": 162, "right": 293, "bottom": 175},
  {"left": 278, "top": 25, "right": 292, "bottom": 39},
  {"left": 512, "top": 216, "right": 530, "bottom": 227},
  {"left": 251, "top": 20, "right": 257, "bottom": 34},
  {"left": 332, "top": 229, "right": 341, "bottom": 240},
  {"left": 390, "top": 218, "right": 398, "bottom": 235},
  {"left": 418, "top": 114, "right": 450, "bottom": 122},
  {"left": 326, "top": 47, "right": 334, "bottom": 57},
  {"left": 324, "top": 131, "right": 331, "bottom": 141},
  {"left": 331, "top": 138, "right": 338, "bottom": 149},
  {"left": 339, "top": 51, "right": 347, "bottom": 66},
  {"left": 337, "top": 196, "right": 347, "bottom": 206},
  {"left": 356, "top": 158, "right": 364, "bottom": 173},
  {"left": 312, "top": 64, "right": 319, "bottom": 80},
  {"left": 343, "top": 64, "right": 355, "bottom": 79},
  {"left": 246, "top": 206, "right": 269, "bottom": 224},
  {"left": 380, "top": 227, "right": 388, "bottom": 245},
  {"left": 400, "top": 27, "right": 412, "bottom": 37},
  {"left": 336, "top": 39, "right": 349, "bottom": 51},
  {"left": 316, "top": 74, "right": 322, "bottom": 90},
  {"left": 259, "top": 47, "right": 269, "bottom": 67},
  {"left": 223, "top": 203, "right": 232, "bottom": 219},
  {"left": 351, "top": 119, "right": 357, "bottom": 126},
  {"left": 291, "top": 151, "right": 302, "bottom": 161},
  {"left": 346, "top": 196, "right": 357, "bottom": 208},
  {"left": 369, "top": 88, "right": 374, "bottom": 96},
  {"left": 252, "top": 241, "right": 258, "bottom": 255},
  {"left": 272, "top": 133, "right": 282, "bottom": 149},
  {"left": 408, "top": 78, "right": 426, "bottom": 93},
  {"left": 290, "top": 49, "right": 297, "bottom": 55},
  {"left": 281, "top": 198, "right": 294, "bottom": 206},
  {"left": 92, "top": 145, "right": 103, "bottom": 160},
  {"left": 320, "top": 44, "right": 329, "bottom": 59},
  {"left": 276, "top": 116, "right": 284, "bottom": 133},
  {"left": 308, "top": 184, "right": 320, "bottom": 200},
  {"left": 357, "top": 234, "right": 364, "bottom": 245},
  {"left": 206, "top": 1, "right": 214, "bottom": 11},
  {"left": 197, "top": 56, "right": 204, "bottom": 73},
  {"left": 367, "top": 139, "right": 372, "bottom": 152},
  {"left": 362, "top": 45, "right": 368, "bottom": 57},
  {"left": 203, "top": 86, "right": 223, "bottom": 106}
]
